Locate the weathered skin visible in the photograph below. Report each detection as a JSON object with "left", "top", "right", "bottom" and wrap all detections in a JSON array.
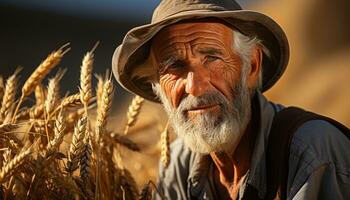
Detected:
[{"left": 151, "top": 20, "right": 262, "bottom": 199}]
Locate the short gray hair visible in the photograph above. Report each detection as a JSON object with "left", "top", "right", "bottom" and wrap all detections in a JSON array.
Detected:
[{"left": 232, "top": 30, "right": 270, "bottom": 91}]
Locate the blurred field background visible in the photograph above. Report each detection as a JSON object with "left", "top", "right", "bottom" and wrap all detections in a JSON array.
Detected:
[{"left": 1, "top": 0, "right": 349, "bottom": 189}]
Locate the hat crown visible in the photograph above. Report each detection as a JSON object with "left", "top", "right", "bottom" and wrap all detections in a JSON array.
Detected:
[{"left": 152, "top": 0, "right": 242, "bottom": 23}]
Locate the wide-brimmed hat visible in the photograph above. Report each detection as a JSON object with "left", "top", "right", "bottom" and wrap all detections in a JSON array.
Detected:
[{"left": 112, "top": 0, "right": 289, "bottom": 102}]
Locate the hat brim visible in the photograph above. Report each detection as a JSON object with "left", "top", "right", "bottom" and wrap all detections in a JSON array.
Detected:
[{"left": 112, "top": 10, "right": 289, "bottom": 102}]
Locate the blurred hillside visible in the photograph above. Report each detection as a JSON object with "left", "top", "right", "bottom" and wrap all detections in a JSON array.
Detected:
[{"left": 257, "top": 0, "right": 350, "bottom": 126}]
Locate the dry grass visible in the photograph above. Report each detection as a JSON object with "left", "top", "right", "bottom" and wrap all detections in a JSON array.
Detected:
[{"left": 0, "top": 44, "right": 164, "bottom": 200}]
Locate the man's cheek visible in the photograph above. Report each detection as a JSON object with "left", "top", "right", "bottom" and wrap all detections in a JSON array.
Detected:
[
  {"left": 209, "top": 66, "right": 237, "bottom": 103},
  {"left": 160, "top": 75, "right": 177, "bottom": 103}
]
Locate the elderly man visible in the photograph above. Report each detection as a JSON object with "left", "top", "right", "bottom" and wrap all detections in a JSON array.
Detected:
[{"left": 112, "top": 0, "right": 350, "bottom": 199}]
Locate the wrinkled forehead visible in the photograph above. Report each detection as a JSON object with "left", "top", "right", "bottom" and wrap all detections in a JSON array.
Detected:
[{"left": 151, "top": 18, "right": 234, "bottom": 55}]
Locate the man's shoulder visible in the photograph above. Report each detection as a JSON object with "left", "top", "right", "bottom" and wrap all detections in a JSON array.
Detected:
[
  {"left": 286, "top": 117, "right": 350, "bottom": 198},
  {"left": 289, "top": 118, "right": 350, "bottom": 170}
]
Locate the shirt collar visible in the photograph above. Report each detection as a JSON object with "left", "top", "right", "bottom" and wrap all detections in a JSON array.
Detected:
[{"left": 244, "top": 91, "right": 277, "bottom": 199}]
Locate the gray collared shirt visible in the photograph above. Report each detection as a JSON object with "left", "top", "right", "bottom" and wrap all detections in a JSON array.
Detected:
[{"left": 154, "top": 92, "right": 350, "bottom": 200}]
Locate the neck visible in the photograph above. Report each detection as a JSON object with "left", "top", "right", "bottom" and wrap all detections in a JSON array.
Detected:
[
  {"left": 210, "top": 105, "right": 258, "bottom": 186},
  {"left": 233, "top": 119, "right": 257, "bottom": 180}
]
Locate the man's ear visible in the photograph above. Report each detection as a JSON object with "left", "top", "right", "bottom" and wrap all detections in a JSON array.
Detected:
[{"left": 247, "top": 47, "right": 262, "bottom": 89}]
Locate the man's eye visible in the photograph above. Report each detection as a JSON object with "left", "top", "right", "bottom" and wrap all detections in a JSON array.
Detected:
[{"left": 206, "top": 56, "right": 220, "bottom": 62}]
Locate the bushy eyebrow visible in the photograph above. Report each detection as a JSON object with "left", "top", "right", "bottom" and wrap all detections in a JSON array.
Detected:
[
  {"left": 197, "top": 47, "right": 224, "bottom": 56},
  {"left": 160, "top": 55, "right": 180, "bottom": 68},
  {"left": 158, "top": 55, "right": 185, "bottom": 74}
]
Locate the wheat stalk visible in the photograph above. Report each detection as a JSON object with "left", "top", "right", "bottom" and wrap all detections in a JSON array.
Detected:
[
  {"left": 123, "top": 95, "right": 144, "bottom": 135},
  {"left": 67, "top": 116, "right": 87, "bottom": 173},
  {"left": 12, "top": 44, "right": 70, "bottom": 122},
  {"left": 160, "top": 121, "right": 170, "bottom": 168},
  {"left": 94, "top": 79, "right": 114, "bottom": 200},
  {"left": 43, "top": 69, "right": 66, "bottom": 144},
  {"left": 15, "top": 107, "right": 31, "bottom": 121},
  {"left": 0, "top": 147, "right": 32, "bottom": 184},
  {"left": 0, "top": 69, "right": 20, "bottom": 124},
  {"left": 78, "top": 45, "right": 98, "bottom": 193}
]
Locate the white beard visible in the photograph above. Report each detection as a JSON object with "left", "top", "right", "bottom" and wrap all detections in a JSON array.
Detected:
[{"left": 152, "top": 74, "right": 252, "bottom": 154}]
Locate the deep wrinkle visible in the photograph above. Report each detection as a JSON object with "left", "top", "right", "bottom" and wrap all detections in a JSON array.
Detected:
[{"left": 152, "top": 22, "right": 243, "bottom": 110}]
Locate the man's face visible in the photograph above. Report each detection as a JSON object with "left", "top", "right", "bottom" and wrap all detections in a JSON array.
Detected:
[{"left": 151, "top": 21, "right": 253, "bottom": 154}]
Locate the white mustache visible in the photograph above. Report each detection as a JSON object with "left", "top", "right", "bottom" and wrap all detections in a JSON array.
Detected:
[{"left": 177, "top": 91, "right": 230, "bottom": 114}]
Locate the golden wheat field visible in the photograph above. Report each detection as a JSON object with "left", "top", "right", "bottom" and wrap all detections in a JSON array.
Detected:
[{"left": 0, "top": 43, "right": 168, "bottom": 200}]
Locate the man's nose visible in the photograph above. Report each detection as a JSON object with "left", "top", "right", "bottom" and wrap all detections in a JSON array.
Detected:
[{"left": 185, "top": 69, "right": 211, "bottom": 97}]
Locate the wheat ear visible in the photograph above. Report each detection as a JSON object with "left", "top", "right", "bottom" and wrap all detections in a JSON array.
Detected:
[
  {"left": 80, "top": 43, "right": 98, "bottom": 110},
  {"left": 123, "top": 95, "right": 144, "bottom": 135},
  {"left": 66, "top": 107, "right": 85, "bottom": 125},
  {"left": 67, "top": 116, "right": 87, "bottom": 173},
  {"left": 160, "top": 121, "right": 170, "bottom": 168},
  {"left": 34, "top": 84, "right": 46, "bottom": 107},
  {"left": 62, "top": 93, "right": 82, "bottom": 107},
  {"left": 49, "top": 93, "right": 82, "bottom": 119},
  {"left": 0, "top": 147, "right": 32, "bottom": 184},
  {"left": 95, "top": 74, "right": 104, "bottom": 111},
  {"left": 79, "top": 134, "right": 92, "bottom": 184},
  {"left": 119, "top": 168, "right": 139, "bottom": 200},
  {"left": 22, "top": 44, "right": 69, "bottom": 97},
  {"left": 0, "top": 69, "right": 20, "bottom": 124},
  {"left": 95, "top": 79, "right": 114, "bottom": 143},
  {"left": 45, "top": 69, "right": 66, "bottom": 115},
  {"left": 12, "top": 44, "right": 70, "bottom": 122},
  {"left": 29, "top": 104, "right": 44, "bottom": 119},
  {"left": 46, "top": 109, "right": 65, "bottom": 154},
  {"left": 1, "top": 148, "right": 12, "bottom": 168},
  {"left": 110, "top": 132, "right": 140, "bottom": 152}
]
